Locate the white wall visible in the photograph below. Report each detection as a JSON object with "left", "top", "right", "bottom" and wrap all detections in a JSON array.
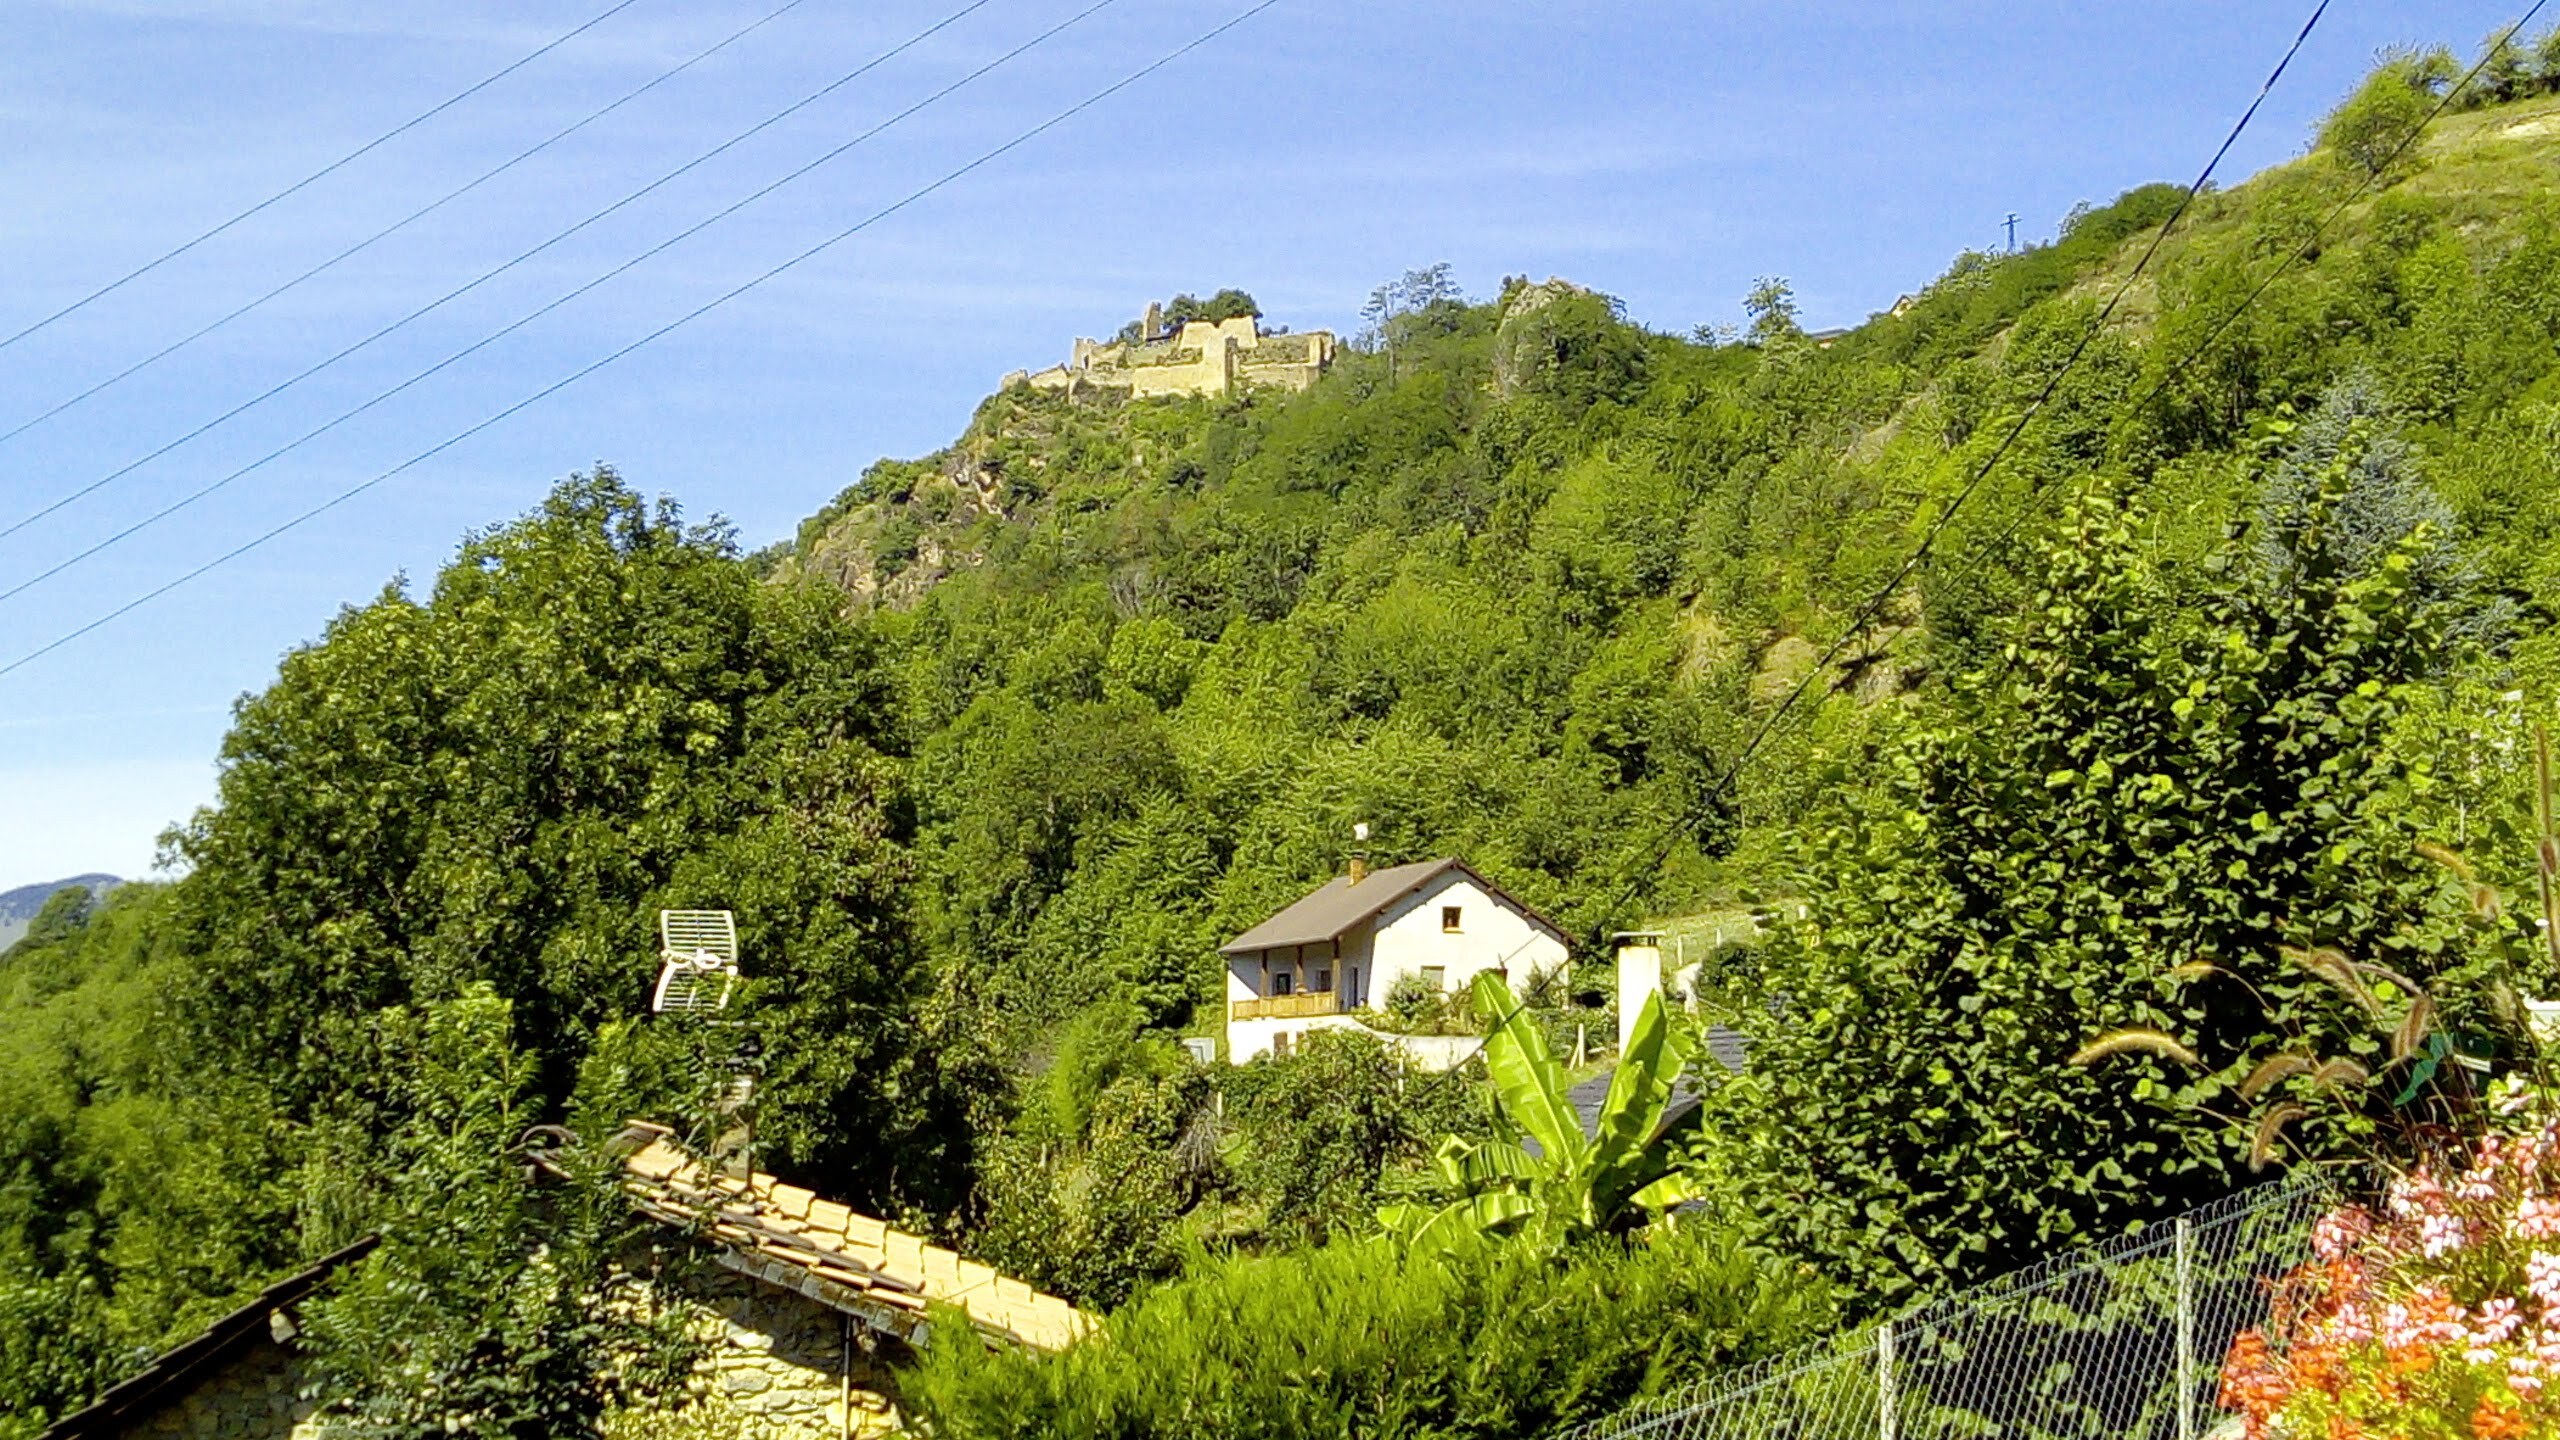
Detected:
[
  {"left": 1226, "top": 1013, "right": 1488, "bottom": 1071},
  {"left": 1369, "top": 874, "right": 1566, "bottom": 1004}
]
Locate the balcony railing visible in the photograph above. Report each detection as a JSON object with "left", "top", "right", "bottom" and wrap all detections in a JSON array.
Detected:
[{"left": 1231, "top": 990, "right": 1341, "bottom": 1021}]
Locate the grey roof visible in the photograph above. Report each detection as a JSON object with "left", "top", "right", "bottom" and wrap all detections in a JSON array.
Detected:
[
  {"left": 1567, "top": 1069, "right": 1709, "bottom": 1139},
  {"left": 1219, "top": 857, "right": 1568, "bottom": 956}
]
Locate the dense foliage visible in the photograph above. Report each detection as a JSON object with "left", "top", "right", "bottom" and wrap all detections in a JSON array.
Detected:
[
  {"left": 902, "top": 1224, "right": 1834, "bottom": 1440},
  {"left": 1718, "top": 388, "right": 2545, "bottom": 1304},
  {"left": 11, "top": 49, "right": 2560, "bottom": 1437}
]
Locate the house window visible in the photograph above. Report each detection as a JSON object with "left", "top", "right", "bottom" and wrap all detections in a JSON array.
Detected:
[
  {"left": 1273, "top": 971, "right": 1295, "bottom": 996},
  {"left": 1421, "top": 965, "right": 1447, "bottom": 992},
  {"left": 1315, "top": 969, "right": 1332, "bottom": 993},
  {"left": 1273, "top": 1031, "right": 1292, "bottom": 1058},
  {"left": 1441, "top": 905, "right": 1463, "bottom": 932}
]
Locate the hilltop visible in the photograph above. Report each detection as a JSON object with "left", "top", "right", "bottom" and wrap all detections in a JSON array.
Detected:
[{"left": 0, "top": 873, "right": 119, "bottom": 950}]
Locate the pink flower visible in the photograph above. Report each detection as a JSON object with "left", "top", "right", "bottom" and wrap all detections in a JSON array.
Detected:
[
  {"left": 2313, "top": 1206, "right": 2376, "bottom": 1260},
  {"left": 2514, "top": 1197, "right": 2560, "bottom": 1241},
  {"left": 2392, "top": 1171, "right": 2448, "bottom": 1221},
  {"left": 2529, "top": 1252, "right": 2560, "bottom": 1312},
  {"left": 2423, "top": 1210, "right": 2470, "bottom": 1258}
]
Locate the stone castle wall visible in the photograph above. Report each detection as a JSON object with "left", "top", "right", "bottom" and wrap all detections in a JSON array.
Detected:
[{"left": 1019, "top": 312, "right": 1334, "bottom": 399}]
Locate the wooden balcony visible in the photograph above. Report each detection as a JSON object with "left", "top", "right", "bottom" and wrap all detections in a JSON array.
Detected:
[{"left": 1231, "top": 990, "right": 1341, "bottom": 1021}]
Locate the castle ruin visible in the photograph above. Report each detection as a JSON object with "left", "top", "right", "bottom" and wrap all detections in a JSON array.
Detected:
[{"left": 1005, "top": 301, "right": 1336, "bottom": 400}]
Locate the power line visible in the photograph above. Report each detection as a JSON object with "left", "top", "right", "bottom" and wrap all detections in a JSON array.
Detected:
[
  {"left": 0, "top": 0, "right": 1002, "bottom": 548},
  {"left": 1930, "top": 0, "right": 2552, "bottom": 628},
  {"left": 0, "top": 0, "right": 818, "bottom": 459},
  {"left": 0, "top": 0, "right": 1088, "bottom": 606},
  {"left": 1700, "top": 0, "right": 2334, "bottom": 803},
  {"left": 1401, "top": 0, "right": 2337, "bottom": 1102},
  {"left": 0, "top": 0, "right": 1285, "bottom": 680},
  {"left": 0, "top": 0, "right": 648, "bottom": 356}
]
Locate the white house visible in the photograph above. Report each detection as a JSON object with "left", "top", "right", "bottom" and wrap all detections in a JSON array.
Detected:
[{"left": 1219, "top": 857, "right": 1571, "bottom": 1066}]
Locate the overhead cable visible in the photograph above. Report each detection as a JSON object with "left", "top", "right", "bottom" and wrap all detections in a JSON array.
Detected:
[
  {"left": 0, "top": 0, "right": 1001, "bottom": 547},
  {"left": 1931, "top": 0, "right": 2555, "bottom": 609},
  {"left": 0, "top": 0, "right": 818, "bottom": 459},
  {"left": 0, "top": 0, "right": 1284, "bottom": 679},
  {"left": 0, "top": 0, "right": 648, "bottom": 355},
  {"left": 1405, "top": 0, "right": 2339, "bottom": 1097},
  {"left": 1699, "top": 0, "right": 2335, "bottom": 793}
]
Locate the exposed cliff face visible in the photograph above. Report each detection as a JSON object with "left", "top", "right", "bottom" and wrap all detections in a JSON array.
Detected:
[{"left": 778, "top": 381, "right": 1224, "bottom": 611}]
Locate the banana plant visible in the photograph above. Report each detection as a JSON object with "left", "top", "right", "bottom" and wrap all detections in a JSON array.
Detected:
[{"left": 1378, "top": 970, "right": 1701, "bottom": 1252}]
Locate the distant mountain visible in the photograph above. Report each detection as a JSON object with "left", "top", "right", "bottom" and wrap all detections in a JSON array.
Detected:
[{"left": 0, "top": 873, "right": 122, "bottom": 950}]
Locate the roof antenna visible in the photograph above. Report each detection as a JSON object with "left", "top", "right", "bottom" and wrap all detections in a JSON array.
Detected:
[
  {"left": 648, "top": 909, "right": 758, "bottom": 1181},
  {"left": 651, "top": 909, "right": 739, "bottom": 1014}
]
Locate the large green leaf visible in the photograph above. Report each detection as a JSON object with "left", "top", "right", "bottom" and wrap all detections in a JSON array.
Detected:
[
  {"left": 1436, "top": 1135, "right": 1538, "bottom": 1191},
  {"left": 1587, "top": 987, "right": 1692, "bottom": 1200},
  {"left": 1409, "top": 1191, "right": 1539, "bottom": 1254},
  {"left": 1627, "top": 1171, "right": 1702, "bottom": 1213},
  {"left": 1471, "top": 970, "right": 1585, "bottom": 1168}
]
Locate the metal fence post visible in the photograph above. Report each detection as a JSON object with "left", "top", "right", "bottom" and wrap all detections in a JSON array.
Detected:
[
  {"left": 2176, "top": 1215, "right": 2196, "bottom": 1440},
  {"left": 1878, "top": 1319, "right": 1898, "bottom": 1440}
]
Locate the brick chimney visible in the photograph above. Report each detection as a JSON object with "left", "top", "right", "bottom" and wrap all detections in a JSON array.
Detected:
[{"left": 1347, "top": 821, "right": 1371, "bottom": 885}]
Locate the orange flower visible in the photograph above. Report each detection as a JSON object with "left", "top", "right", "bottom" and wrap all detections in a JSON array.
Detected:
[{"left": 2472, "top": 1394, "right": 2527, "bottom": 1440}]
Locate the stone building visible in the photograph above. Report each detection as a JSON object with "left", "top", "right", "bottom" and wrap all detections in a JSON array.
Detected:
[
  {"left": 34, "top": 1237, "right": 375, "bottom": 1440},
  {"left": 38, "top": 1126, "right": 1086, "bottom": 1440},
  {"left": 595, "top": 1122, "right": 1091, "bottom": 1438},
  {"left": 1006, "top": 303, "right": 1336, "bottom": 399}
]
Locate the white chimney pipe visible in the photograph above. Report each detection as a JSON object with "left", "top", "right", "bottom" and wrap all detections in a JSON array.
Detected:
[{"left": 1615, "top": 934, "right": 1663, "bottom": 1054}]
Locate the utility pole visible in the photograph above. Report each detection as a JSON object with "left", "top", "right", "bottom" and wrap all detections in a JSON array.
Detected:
[{"left": 2003, "top": 212, "right": 2020, "bottom": 252}]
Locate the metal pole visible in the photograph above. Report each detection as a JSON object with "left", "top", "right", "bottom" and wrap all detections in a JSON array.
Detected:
[
  {"left": 2176, "top": 1216, "right": 2196, "bottom": 1440},
  {"left": 1877, "top": 1320, "right": 1898, "bottom": 1440},
  {"left": 841, "top": 1313, "right": 856, "bottom": 1440}
]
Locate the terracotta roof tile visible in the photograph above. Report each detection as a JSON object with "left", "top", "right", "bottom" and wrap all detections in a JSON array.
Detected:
[{"left": 607, "top": 1126, "right": 1090, "bottom": 1352}]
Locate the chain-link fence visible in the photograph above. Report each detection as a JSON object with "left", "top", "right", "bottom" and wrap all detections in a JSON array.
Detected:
[{"left": 1556, "top": 1174, "right": 2335, "bottom": 1440}]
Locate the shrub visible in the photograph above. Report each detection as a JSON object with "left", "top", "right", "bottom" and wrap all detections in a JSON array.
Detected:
[
  {"left": 1726, "top": 399, "right": 2524, "bottom": 1305},
  {"left": 900, "top": 1225, "right": 1834, "bottom": 1440},
  {"left": 2319, "top": 54, "right": 2441, "bottom": 183},
  {"left": 1384, "top": 972, "right": 1452, "bottom": 1029}
]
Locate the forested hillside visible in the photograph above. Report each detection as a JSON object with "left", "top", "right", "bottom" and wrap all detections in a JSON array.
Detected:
[{"left": 10, "top": 49, "right": 2560, "bottom": 1439}]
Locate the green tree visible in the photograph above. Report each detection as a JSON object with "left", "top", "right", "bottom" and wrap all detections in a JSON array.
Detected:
[
  {"left": 300, "top": 987, "right": 688, "bottom": 1438},
  {"left": 2318, "top": 54, "right": 2438, "bottom": 182},
  {"left": 1728, "top": 402, "right": 2520, "bottom": 1304},
  {"left": 1744, "top": 276, "right": 1802, "bottom": 347},
  {"left": 171, "top": 470, "right": 939, "bottom": 1205}
]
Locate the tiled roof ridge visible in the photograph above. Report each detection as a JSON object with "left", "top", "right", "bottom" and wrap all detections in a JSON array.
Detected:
[
  {"left": 1218, "top": 856, "right": 1571, "bottom": 955},
  {"left": 606, "top": 1122, "right": 1091, "bottom": 1353}
]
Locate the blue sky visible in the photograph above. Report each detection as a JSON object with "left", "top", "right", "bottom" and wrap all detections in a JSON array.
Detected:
[{"left": 0, "top": 0, "right": 2523, "bottom": 882}]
